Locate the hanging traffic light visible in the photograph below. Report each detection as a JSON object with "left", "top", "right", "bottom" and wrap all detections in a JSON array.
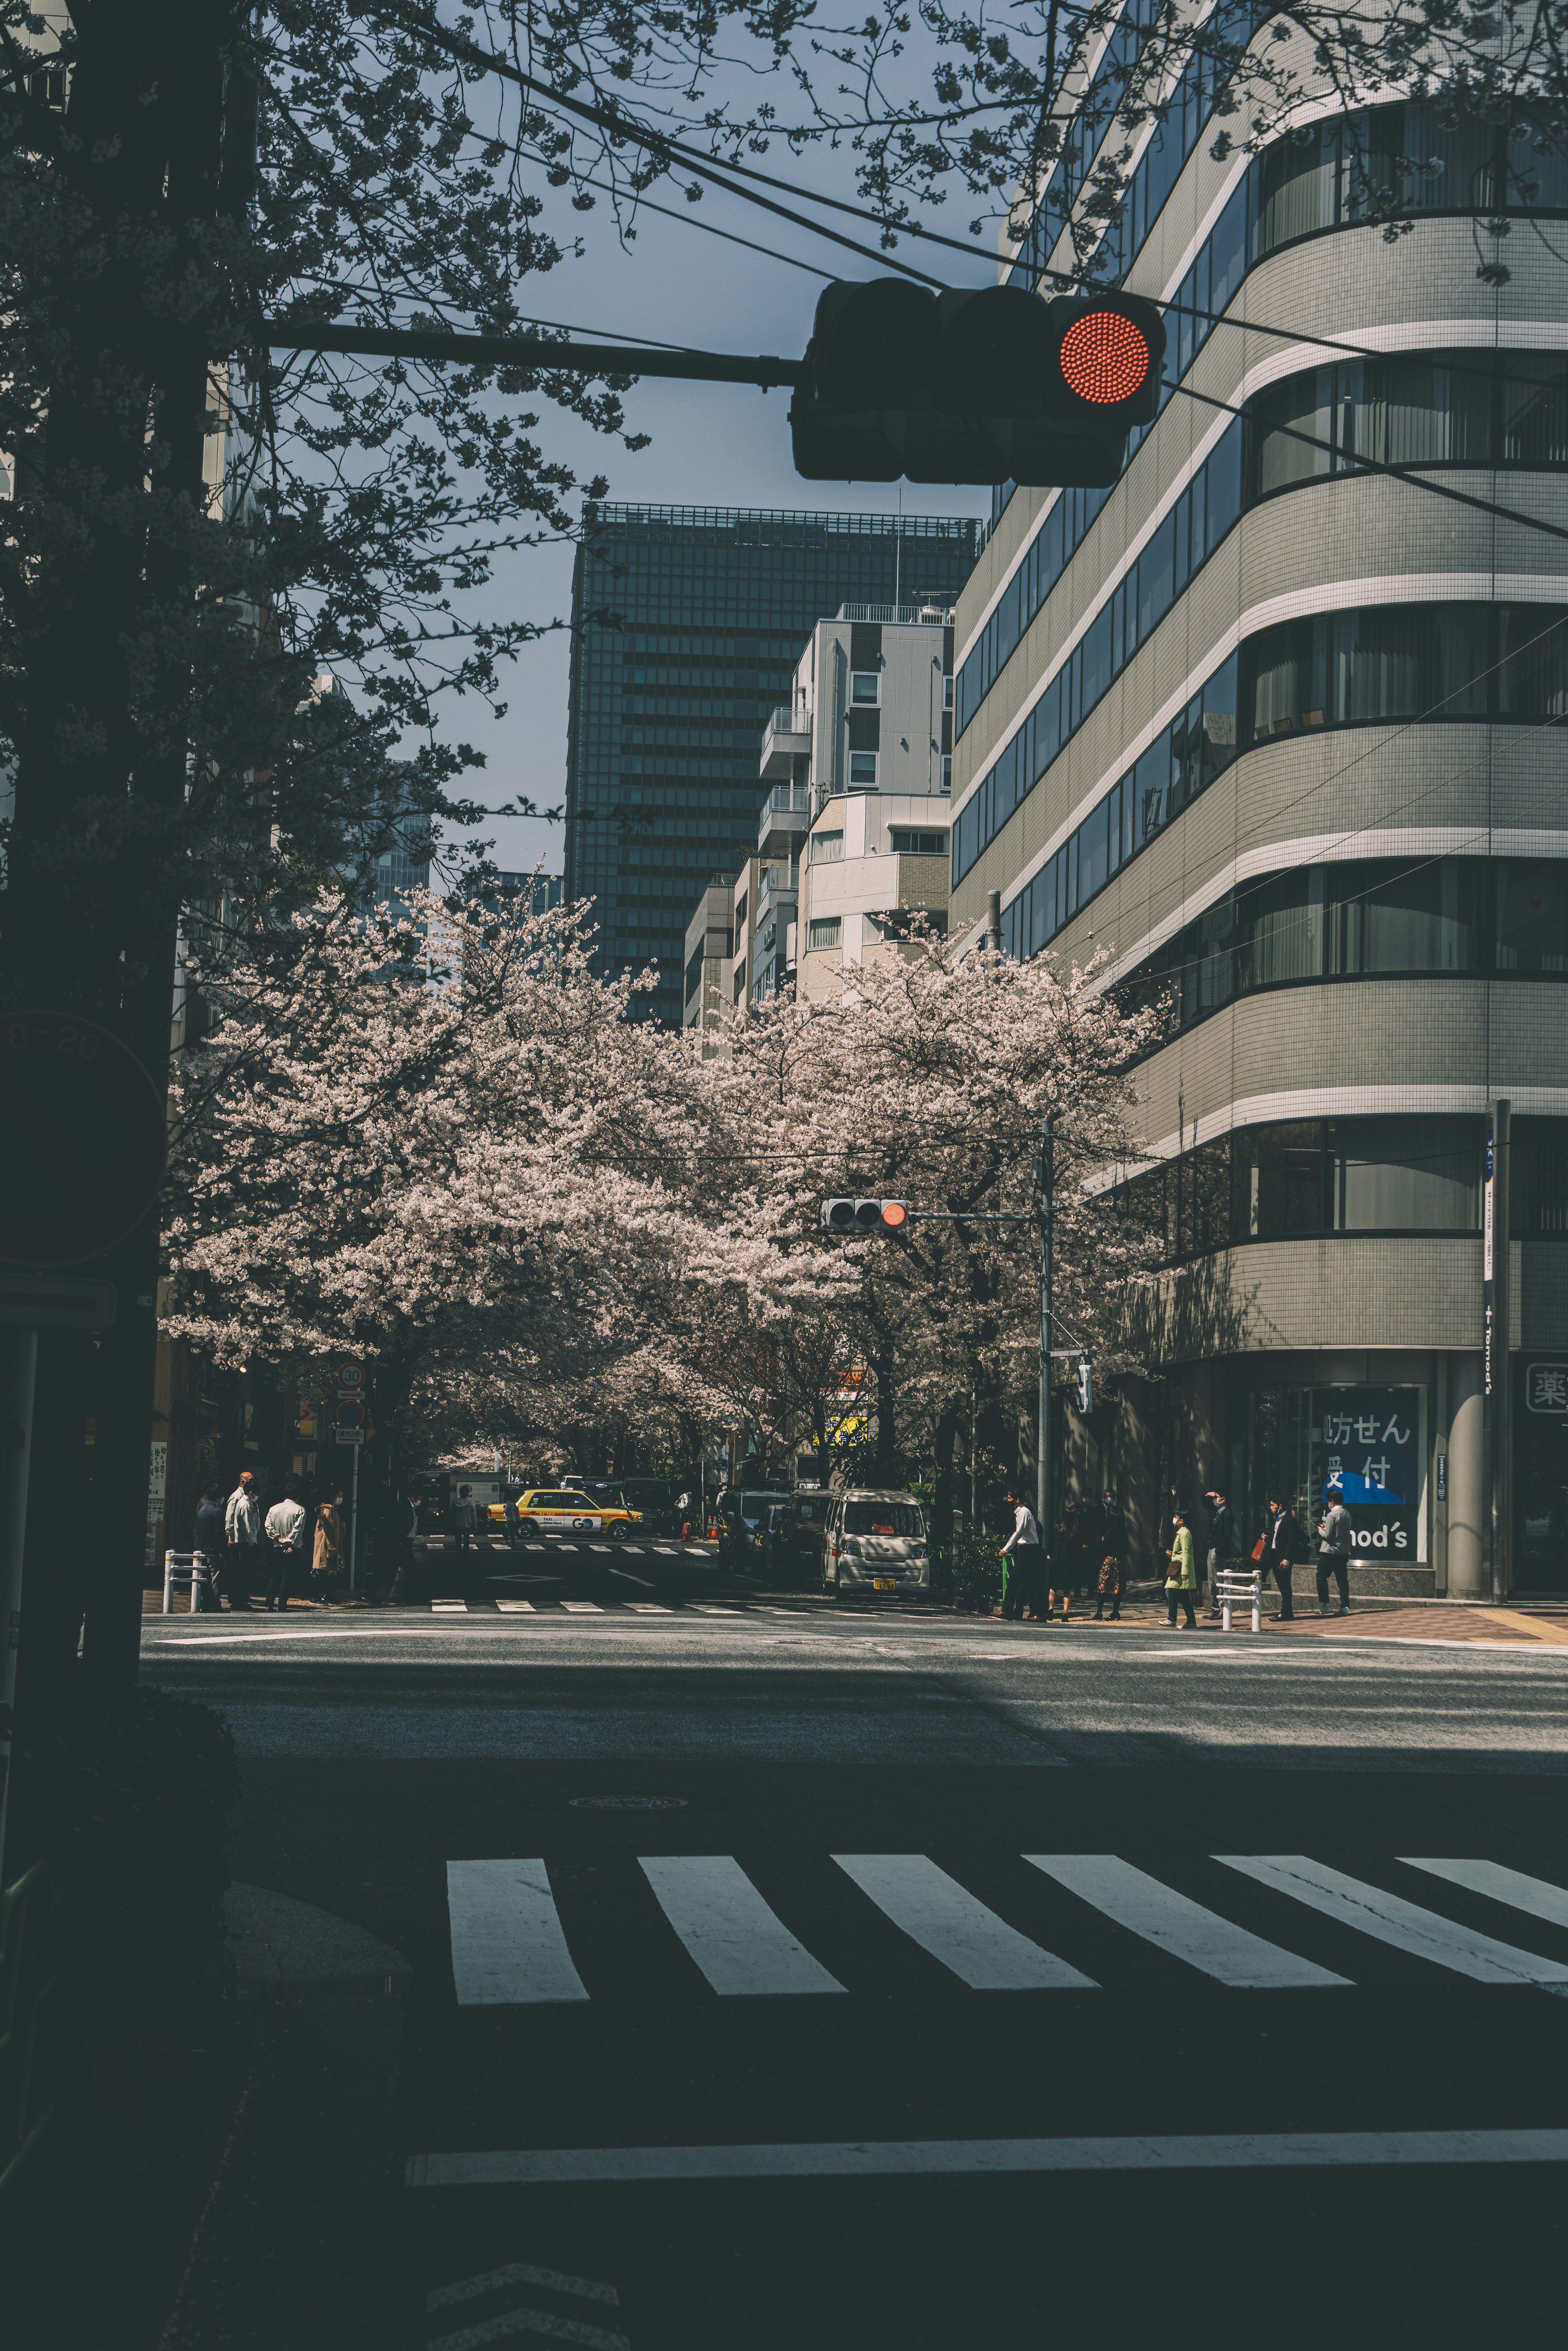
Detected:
[
  {"left": 790, "top": 281, "right": 1165, "bottom": 487},
  {"left": 821, "top": 1198, "right": 911, "bottom": 1232},
  {"left": 1075, "top": 1354, "right": 1095, "bottom": 1414}
]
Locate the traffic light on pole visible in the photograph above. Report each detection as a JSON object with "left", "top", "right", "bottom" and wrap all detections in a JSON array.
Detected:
[
  {"left": 790, "top": 281, "right": 1165, "bottom": 487},
  {"left": 1075, "top": 1355, "right": 1095, "bottom": 1414},
  {"left": 822, "top": 1199, "right": 911, "bottom": 1232}
]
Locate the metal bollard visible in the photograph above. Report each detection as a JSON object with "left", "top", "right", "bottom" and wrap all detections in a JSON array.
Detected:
[{"left": 163, "top": 1551, "right": 174, "bottom": 1613}]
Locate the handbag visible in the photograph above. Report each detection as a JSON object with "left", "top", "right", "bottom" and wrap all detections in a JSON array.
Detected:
[{"left": 1250, "top": 1535, "right": 1266, "bottom": 1561}]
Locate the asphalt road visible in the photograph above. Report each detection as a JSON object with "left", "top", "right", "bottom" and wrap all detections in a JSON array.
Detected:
[{"left": 144, "top": 1560, "right": 1568, "bottom": 2349}]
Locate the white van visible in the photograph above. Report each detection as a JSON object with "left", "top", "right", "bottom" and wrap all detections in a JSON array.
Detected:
[{"left": 821, "top": 1490, "right": 931, "bottom": 1598}]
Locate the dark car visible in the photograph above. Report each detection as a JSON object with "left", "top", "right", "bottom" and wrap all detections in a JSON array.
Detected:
[{"left": 718, "top": 1489, "right": 794, "bottom": 1576}]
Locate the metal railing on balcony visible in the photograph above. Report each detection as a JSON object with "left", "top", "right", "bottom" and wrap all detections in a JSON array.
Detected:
[{"left": 761, "top": 782, "right": 812, "bottom": 816}]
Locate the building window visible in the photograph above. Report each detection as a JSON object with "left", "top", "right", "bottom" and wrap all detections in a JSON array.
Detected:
[
  {"left": 808, "top": 917, "right": 842, "bottom": 951},
  {"left": 851, "top": 671, "right": 880, "bottom": 705},
  {"left": 811, "top": 831, "right": 844, "bottom": 863},
  {"left": 943, "top": 675, "right": 955, "bottom": 710},
  {"left": 1241, "top": 604, "right": 1568, "bottom": 742},
  {"left": 734, "top": 891, "right": 747, "bottom": 931},
  {"left": 890, "top": 829, "right": 949, "bottom": 855},
  {"left": 849, "top": 753, "right": 878, "bottom": 787},
  {"left": 941, "top": 755, "right": 951, "bottom": 794}
]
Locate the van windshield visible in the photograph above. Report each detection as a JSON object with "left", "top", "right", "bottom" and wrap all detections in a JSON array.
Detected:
[
  {"left": 844, "top": 1501, "right": 924, "bottom": 1538},
  {"left": 739, "top": 1493, "right": 790, "bottom": 1524}
]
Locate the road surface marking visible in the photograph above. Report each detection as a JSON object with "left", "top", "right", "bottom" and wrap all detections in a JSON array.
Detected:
[
  {"left": 560, "top": 1601, "right": 603, "bottom": 1613},
  {"left": 553, "top": 1544, "right": 579, "bottom": 1553},
  {"left": 834, "top": 1854, "right": 1096, "bottom": 1990},
  {"left": 428, "top": 2263, "right": 621, "bottom": 2309},
  {"left": 407, "top": 2128, "right": 1568, "bottom": 2188},
  {"left": 1026, "top": 1855, "right": 1350, "bottom": 1988},
  {"left": 428, "top": 2309, "right": 629, "bottom": 2350},
  {"left": 684, "top": 1546, "right": 711, "bottom": 1555},
  {"left": 432, "top": 1600, "right": 466, "bottom": 1612},
  {"left": 588, "top": 1544, "right": 612, "bottom": 1553},
  {"left": 446, "top": 1861, "right": 588, "bottom": 2006},
  {"left": 1400, "top": 1858, "right": 1568, "bottom": 1929},
  {"left": 626, "top": 1603, "right": 671, "bottom": 1613},
  {"left": 650, "top": 1545, "right": 679, "bottom": 1554},
  {"left": 496, "top": 1600, "right": 536, "bottom": 1614},
  {"left": 523, "top": 1544, "right": 547, "bottom": 1552},
  {"left": 638, "top": 1855, "right": 845, "bottom": 1996},
  {"left": 1216, "top": 1856, "right": 1568, "bottom": 1983}
]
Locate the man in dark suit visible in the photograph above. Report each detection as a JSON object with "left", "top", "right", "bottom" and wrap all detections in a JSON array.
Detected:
[
  {"left": 1091, "top": 1489, "right": 1127, "bottom": 1621},
  {"left": 1258, "top": 1493, "right": 1305, "bottom": 1621}
]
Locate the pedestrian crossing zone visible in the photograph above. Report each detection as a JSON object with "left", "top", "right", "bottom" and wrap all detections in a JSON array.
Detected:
[{"left": 444, "top": 1851, "right": 1568, "bottom": 2005}]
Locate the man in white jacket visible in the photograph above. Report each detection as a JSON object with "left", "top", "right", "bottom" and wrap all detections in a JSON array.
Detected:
[
  {"left": 223, "top": 1471, "right": 261, "bottom": 1611},
  {"left": 998, "top": 1491, "right": 1041, "bottom": 1622},
  {"left": 264, "top": 1482, "right": 309, "bottom": 1612}
]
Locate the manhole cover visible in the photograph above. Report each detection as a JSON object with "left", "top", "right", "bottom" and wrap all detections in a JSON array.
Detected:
[{"left": 568, "top": 1794, "right": 690, "bottom": 1812}]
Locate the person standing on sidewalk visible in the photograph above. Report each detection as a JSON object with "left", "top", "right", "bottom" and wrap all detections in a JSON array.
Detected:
[
  {"left": 1165, "top": 1507, "right": 1198, "bottom": 1628},
  {"left": 1316, "top": 1482, "right": 1354, "bottom": 1617},
  {"left": 312, "top": 1492, "right": 344, "bottom": 1597},
  {"left": 1258, "top": 1493, "right": 1305, "bottom": 1620},
  {"left": 1091, "top": 1489, "right": 1125, "bottom": 1622},
  {"left": 998, "top": 1491, "right": 1042, "bottom": 1621},
  {"left": 223, "top": 1470, "right": 261, "bottom": 1610},
  {"left": 450, "top": 1483, "right": 478, "bottom": 1555},
  {"left": 1203, "top": 1488, "right": 1238, "bottom": 1617},
  {"left": 264, "top": 1481, "right": 309, "bottom": 1611}
]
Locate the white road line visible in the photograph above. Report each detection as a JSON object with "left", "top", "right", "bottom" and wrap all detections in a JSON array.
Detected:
[
  {"left": 626, "top": 1603, "right": 671, "bottom": 1613},
  {"left": 683, "top": 1546, "right": 711, "bottom": 1555},
  {"left": 428, "top": 2264, "right": 620, "bottom": 2310},
  {"left": 1400, "top": 1858, "right": 1568, "bottom": 1930},
  {"left": 560, "top": 1601, "right": 603, "bottom": 1613},
  {"left": 554, "top": 1544, "right": 579, "bottom": 1553},
  {"left": 432, "top": 1601, "right": 466, "bottom": 1612},
  {"left": 650, "top": 1546, "right": 679, "bottom": 1555},
  {"left": 524, "top": 1544, "right": 547, "bottom": 1552},
  {"left": 638, "top": 1855, "right": 846, "bottom": 1996},
  {"left": 1026, "top": 1855, "right": 1350, "bottom": 1988},
  {"left": 588, "top": 1544, "right": 612, "bottom": 1553},
  {"left": 446, "top": 1861, "right": 588, "bottom": 2006},
  {"left": 408, "top": 2128, "right": 1568, "bottom": 2188},
  {"left": 428, "top": 2307, "right": 629, "bottom": 2350},
  {"left": 496, "top": 1600, "right": 537, "bottom": 1614},
  {"left": 834, "top": 1854, "right": 1096, "bottom": 1990},
  {"left": 1216, "top": 1856, "right": 1568, "bottom": 1984}
]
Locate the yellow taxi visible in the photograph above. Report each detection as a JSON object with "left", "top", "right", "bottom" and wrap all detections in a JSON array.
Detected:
[{"left": 510, "top": 1486, "right": 638, "bottom": 1539}]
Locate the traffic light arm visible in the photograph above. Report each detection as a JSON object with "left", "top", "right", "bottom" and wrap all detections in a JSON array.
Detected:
[{"left": 262, "top": 321, "right": 805, "bottom": 392}]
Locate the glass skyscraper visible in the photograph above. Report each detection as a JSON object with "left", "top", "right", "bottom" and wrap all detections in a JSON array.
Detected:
[{"left": 565, "top": 502, "right": 982, "bottom": 1024}]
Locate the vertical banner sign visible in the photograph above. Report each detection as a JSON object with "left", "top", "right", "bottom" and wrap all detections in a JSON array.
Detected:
[{"left": 1483, "top": 1129, "right": 1495, "bottom": 1400}]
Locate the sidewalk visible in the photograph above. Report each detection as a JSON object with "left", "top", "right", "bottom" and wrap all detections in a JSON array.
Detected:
[{"left": 987, "top": 1599, "right": 1568, "bottom": 1645}]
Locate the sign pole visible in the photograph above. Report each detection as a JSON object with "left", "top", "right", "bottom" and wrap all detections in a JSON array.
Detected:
[
  {"left": 1037, "top": 1114, "right": 1054, "bottom": 1566},
  {"left": 0, "top": 1323, "right": 38, "bottom": 1883},
  {"left": 349, "top": 1438, "right": 359, "bottom": 1593}
]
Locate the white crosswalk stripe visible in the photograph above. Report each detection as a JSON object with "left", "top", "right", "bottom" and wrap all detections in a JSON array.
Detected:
[
  {"left": 496, "top": 1599, "right": 536, "bottom": 1613},
  {"left": 448, "top": 1861, "right": 588, "bottom": 2005},
  {"left": 1216, "top": 1855, "right": 1568, "bottom": 1984},
  {"left": 443, "top": 1851, "right": 1568, "bottom": 2009},
  {"left": 1027, "top": 1855, "right": 1350, "bottom": 1988},
  {"left": 835, "top": 1853, "right": 1095, "bottom": 1990},
  {"left": 1400, "top": 1857, "right": 1568, "bottom": 1930},
  {"left": 639, "top": 1856, "right": 845, "bottom": 1996},
  {"left": 431, "top": 1600, "right": 466, "bottom": 1612},
  {"left": 560, "top": 1601, "right": 603, "bottom": 1613},
  {"left": 626, "top": 1603, "right": 671, "bottom": 1613}
]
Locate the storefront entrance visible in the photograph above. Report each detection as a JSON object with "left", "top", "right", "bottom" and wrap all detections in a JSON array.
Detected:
[{"left": 1513, "top": 1359, "right": 1568, "bottom": 1593}]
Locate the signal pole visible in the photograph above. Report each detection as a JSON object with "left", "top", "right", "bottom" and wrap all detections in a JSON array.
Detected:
[{"left": 1037, "top": 1115, "right": 1054, "bottom": 1560}]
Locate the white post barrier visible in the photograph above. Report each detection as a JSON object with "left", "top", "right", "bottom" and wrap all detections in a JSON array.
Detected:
[
  {"left": 161, "top": 1549, "right": 212, "bottom": 1613},
  {"left": 1214, "top": 1567, "right": 1263, "bottom": 1632}
]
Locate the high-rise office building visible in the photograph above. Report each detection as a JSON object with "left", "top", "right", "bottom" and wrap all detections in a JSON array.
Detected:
[
  {"left": 949, "top": 31, "right": 1568, "bottom": 1598},
  {"left": 565, "top": 503, "right": 982, "bottom": 1024}
]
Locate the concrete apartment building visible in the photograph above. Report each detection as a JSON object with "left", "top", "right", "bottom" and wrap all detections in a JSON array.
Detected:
[
  {"left": 566, "top": 504, "right": 980, "bottom": 1025},
  {"left": 948, "top": 22, "right": 1568, "bottom": 1597}
]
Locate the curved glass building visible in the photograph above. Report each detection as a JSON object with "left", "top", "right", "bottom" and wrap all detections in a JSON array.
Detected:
[{"left": 950, "top": 36, "right": 1568, "bottom": 1598}]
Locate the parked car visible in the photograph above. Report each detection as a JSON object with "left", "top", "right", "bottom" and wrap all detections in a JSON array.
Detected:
[
  {"left": 717, "top": 1489, "right": 793, "bottom": 1574},
  {"left": 820, "top": 1490, "right": 931, "bottom": 1599},
  {"left": 513, "top": 1487, "right": 637, "bottom": 1539}
]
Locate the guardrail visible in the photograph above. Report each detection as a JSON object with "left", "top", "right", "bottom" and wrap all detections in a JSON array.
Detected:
[{"left": 1214, "top": 1566, "right": 1263, "bottom": 1632}]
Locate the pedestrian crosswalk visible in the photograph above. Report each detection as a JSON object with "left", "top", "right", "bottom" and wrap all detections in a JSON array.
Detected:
[{"left": 443, "top": 1852, "right": 1568, "bottom": 2006}]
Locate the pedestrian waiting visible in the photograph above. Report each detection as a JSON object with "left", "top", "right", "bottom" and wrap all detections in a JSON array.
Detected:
[
  {"left": 1256, "top": 1492, "right": 1306, "bottom": 1621},
  {"left": 998, "top": 1491, "right": 1042, "bottom": 1621},
  {"left": 264, "top": 1480, "right": 309, "bottom": 1611},
  {"left": 1203, "top": 1487, "right": 1238, "bottom": 1618},
  {"left": 1091, "top": 1487, "right": 1125, "bottom": 1622},
  {"left": 223, "top": 1469, "right": 261, "bottom": 1610},
  {"left": 312, "top": 1491, "right": 344, "bottom": 1598},
  {"left": 1165, "top": 1506, "right": 1198, "bottom": 1628},
  {"left": 193, "top": 1489, "right": 224, "bottom": 1611},
  {"left": 1316, "top": 1482, "right": 1354, "bottom": 1617}
]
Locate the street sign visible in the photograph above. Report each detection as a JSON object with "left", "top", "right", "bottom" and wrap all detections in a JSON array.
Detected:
[
  {"left": 0, "top": 1272, "right": 116, "bottom": 1329},
  {"left": 0, "top": 1012, "right": 166, "bottom": 1267},
  {"left": 334, "top": 1427, "right": 365, "bottom": 1446},
  {"left": 334, "top": 1398, "right": 365, "bottom": 1432},
  {"left": 334, "top": 1357, "right": 367, "bottom": 1393}
]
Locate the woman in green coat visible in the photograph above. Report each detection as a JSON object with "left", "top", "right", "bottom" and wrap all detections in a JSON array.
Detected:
[{"left": 1165, "top": 1508, "right": 1198, "bottom": 1629}]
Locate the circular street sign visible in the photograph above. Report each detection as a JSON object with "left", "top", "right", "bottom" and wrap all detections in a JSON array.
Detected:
[
  {"left": 0, "top": 1011, "right": 167, "bottom": 1267},
  {"left": 335, "top": 1359, "right": 367, "bottom": 1391},
  {"left": 335, "top": 1398, "right": 366, "bottom": 1431}
]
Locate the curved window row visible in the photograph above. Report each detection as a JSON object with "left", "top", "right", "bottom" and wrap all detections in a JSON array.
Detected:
[
  {"left": 1127, "top": 857, "right": 1568, "bottom": 1036},
  {"left": 1245, "top": 604, "right": 1568, "bottom": 740},
  {"left": 1116, "top": 1114, "right": 1568, "bottom": 1264},
  {"left": 970, "top": 96, "right": 1568, "bottom": 724},
  {"left": 1249, "top": 350, "right": 1568, "bottom": 494},
  {"left": 953, "top": 423, "right": 1242, "bottom": 888}
]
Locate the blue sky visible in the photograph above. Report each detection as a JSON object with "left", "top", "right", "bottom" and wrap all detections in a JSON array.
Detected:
[{"left": 440, "top": 148, "right": 998, "bottom": 877}]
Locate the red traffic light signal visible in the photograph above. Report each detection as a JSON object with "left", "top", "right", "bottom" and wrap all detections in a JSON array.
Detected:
[
  {"left": 821, "top": 1197, "right": 911, "bottom": 1232},
  {"left": 790, "top": 282, "right": 1165, "bottom": 487}
]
